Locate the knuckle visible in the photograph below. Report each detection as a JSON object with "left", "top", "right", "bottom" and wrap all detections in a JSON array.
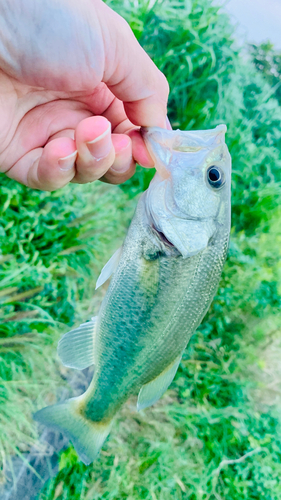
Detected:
[{"left": 158, "top": 71, "right": 169, "bottom": 99}]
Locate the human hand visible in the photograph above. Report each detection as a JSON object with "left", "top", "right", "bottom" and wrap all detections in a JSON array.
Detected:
[{"left": 0, "top": 0, "right": 169, "bottom": 190}]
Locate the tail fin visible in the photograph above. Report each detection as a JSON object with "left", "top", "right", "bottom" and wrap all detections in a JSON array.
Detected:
[{"left": 33, "top": 396, "right": 111, "bottom": 465}]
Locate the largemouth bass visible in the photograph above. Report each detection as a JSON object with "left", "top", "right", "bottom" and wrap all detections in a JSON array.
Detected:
[{"left": 34, "top": 125, "right": 231, "bottom": 464}]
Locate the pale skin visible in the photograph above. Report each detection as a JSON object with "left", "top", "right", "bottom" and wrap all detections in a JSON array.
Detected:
[{"left": 0, "top": 0, "right": 169, "bottom": 191}]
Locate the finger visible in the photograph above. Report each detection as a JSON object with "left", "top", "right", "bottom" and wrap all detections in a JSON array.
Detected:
[
  {"left": 100, "top": 94, "right": 134, "bottom": 134},
  {"left": 101, "top": 133, "right": 135, "bottom": 185},
  {"left": 0, "top": 100, "right": 92, "bottom": 173},
  {"left": 73, "top": 116, "right": 115, "bottom": 183},
  {"left": 128, "top": 129, "right": 154, "bottom": 168},
  {"left": 101, "top": 3, "right": 169, "bottom": 128},
  {"left": 78, "top": 85, "right": 138, "bottom": 136},
  {"left": 46, "top": 128, "right": 75, "bottom": 141},
  {"left": 46, "top": 121, "right": 136, "bottom": 185},
  {"left": 78, "top": 93, "right": 155, "bottom": 169},
  {"left": 6, "top": 137, "right": 77, "bottom": 190}
]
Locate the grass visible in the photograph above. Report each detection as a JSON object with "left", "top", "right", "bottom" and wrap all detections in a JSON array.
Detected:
[
  {"left": 1, "top": 0, "right": 281, "bottom": 498},
  {"left": 0, "top": 180, "right": 135, "bottom": 477},
  {"left": 36, "top": 209, "right": 281, "bottom": 500}
]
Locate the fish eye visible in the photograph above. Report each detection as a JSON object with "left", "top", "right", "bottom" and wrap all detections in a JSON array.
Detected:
[{"left": 207, "top": 166, "right": 224, "bottom": 188}]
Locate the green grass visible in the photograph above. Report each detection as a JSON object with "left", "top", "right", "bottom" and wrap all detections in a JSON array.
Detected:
[
  {"left": 0, "top": 180, "right": 136, "bottom": 473},
  {"left": 36, "top": 210, "right": 281, "bottom": 500},
  {"left": 1, "top": 0, "right": 281, "bottom": 497}
]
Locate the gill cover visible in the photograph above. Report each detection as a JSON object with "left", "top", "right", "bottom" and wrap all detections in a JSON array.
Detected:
[{"left": 142, "top": 125, "right": 231, "bottom": 258}]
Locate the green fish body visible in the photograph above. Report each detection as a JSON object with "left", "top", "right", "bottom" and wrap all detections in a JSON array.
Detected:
[{"left": 34, "top": 125, "right": 231, "bottom": 464}]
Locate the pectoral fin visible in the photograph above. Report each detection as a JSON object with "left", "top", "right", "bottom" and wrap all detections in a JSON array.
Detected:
[
  {"left": 95, "top": 247, "right": 122, "bottom": 289},
  {"left": 137, "top": 355, "right": 182, "bottom": 411},
  {"left": 57, "top": 317, "right": 97, "bottom": 370}
]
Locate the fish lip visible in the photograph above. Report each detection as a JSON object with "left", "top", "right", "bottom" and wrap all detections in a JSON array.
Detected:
[
  {"left": 139, "top": 123, "right": 227, "bottom": 147},
  {"left": 140, "top": 124, "right": 227, "bottom": 138},
  {"left": 140, "top": 126, "right": 163, "bottom": 139},
  {"left": 175, "top": 215, "right": 216, "bottom": 222},
  {"left": 140, "top": 126, "right": 149, "bottom": 139}
]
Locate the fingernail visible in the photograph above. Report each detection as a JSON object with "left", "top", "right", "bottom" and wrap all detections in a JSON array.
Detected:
[
  {"left": 58, "top": 150, "right": 77, "bottom": 170},
  {"left": 87, "top": 124, "right": 112, "bottom": 159},
  {"left": 166, "top": 116, "right": 172, "bottom": 130}
]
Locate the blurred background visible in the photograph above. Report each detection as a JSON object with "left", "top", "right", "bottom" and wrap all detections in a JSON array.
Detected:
[
  {"left": 226, "top": 0, "right": 281, "bottom": 49},
  {"left": 0, "top": 0, "right": 281, "bottom": 498}
]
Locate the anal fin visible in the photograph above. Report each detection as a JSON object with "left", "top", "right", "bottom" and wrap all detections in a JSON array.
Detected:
[
  {"left": 137, "top": 355, "right": 182, "bottom": 411},
  {"left": 58, "top": 317, "right": 97, "bottom": 370}
]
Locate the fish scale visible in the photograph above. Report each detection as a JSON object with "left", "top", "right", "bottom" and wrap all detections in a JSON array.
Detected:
[{"left": 34, "top": 124, "right": 231, "bottom": 464}]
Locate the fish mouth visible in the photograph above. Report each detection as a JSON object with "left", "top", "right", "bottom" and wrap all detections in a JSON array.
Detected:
[
  {"left": 140, "top": 125, "right": 227, "bottom": 179},
  {"left": 140, "top": 124, "right": 227, "bottom": 142},
  {"left": 140, "top": 127, "right": 148, "bottom": 138}
]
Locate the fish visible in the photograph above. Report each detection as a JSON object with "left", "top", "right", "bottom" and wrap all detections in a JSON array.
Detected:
[{"left": 34, "top": 124, "right": 231, "bottom": 465}]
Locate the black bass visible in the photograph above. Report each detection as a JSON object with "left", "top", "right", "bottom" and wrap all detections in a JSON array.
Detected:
[{"left": 34, "top": 125, "right": 231, "bottom": 464}]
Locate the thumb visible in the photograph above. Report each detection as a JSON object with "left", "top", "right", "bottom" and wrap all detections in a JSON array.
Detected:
[{"left": 99, "top": 2, "right": 169, "bottom": 128}]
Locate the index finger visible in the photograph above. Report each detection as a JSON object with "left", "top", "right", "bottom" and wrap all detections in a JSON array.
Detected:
[{"left": 100, "top": 2, "right": 169, "bottom": 128}]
